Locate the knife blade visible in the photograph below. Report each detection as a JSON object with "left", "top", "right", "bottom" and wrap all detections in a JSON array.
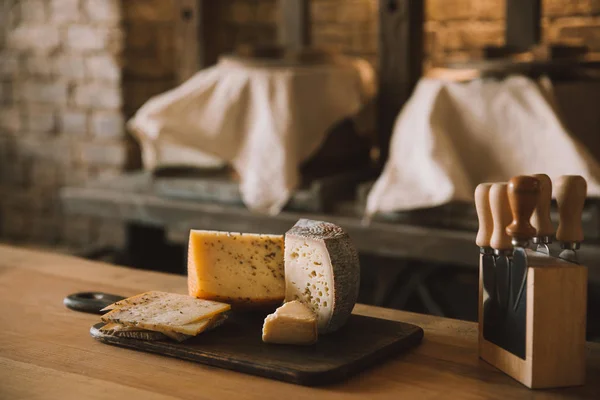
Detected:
[
  {"left": 556, "top": 175, "right": 587, "bottom": 264},
  {"left": 530, "top": 173, "right": 554, "bottom": 255},
  {"left": 475, "top": 183, "right": 495, "bottom": 304},
  {"left": 506, "top": 176, "right": 540, "bottom": 311},
  {"left": 489, "top": 183, "right": 513, "bottom": 313}
]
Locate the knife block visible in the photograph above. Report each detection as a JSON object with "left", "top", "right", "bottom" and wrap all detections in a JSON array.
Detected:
[{"left": 478, "top": 250, "right": 588, "bottom": 389}]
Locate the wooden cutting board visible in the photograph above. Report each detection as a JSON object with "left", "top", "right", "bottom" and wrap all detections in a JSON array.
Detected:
[{"left": 91, "top": 313, "right": 423, "bottom": 386}]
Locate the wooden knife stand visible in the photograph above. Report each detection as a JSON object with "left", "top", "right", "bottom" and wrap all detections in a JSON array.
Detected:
[{"left": 478, "top": 250, "right": 588, "bottom": 389}]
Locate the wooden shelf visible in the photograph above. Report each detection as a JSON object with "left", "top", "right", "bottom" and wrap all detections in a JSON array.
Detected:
[{"left": 60, "top": 172, "right": 600, "bottom": 280}]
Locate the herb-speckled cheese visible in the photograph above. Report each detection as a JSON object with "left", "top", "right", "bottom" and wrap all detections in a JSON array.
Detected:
[
  {"left": 188, "top": 230, "right": 285, "bottom": 308},
  {"left": 284, "top": 219, "right": 360, "bottom": 334}
]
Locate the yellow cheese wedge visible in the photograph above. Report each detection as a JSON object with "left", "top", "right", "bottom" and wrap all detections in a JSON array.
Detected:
[{"left": 188, "top": 230, "right": 285, "bottom": 308}]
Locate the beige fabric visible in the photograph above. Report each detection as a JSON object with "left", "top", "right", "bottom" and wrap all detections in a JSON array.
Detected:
[
  {"left": 366, "top": 76, "right": 600, "bottom": 216},
  {"left": 128, "top": 57, "right": 375, "bottom": 214}
]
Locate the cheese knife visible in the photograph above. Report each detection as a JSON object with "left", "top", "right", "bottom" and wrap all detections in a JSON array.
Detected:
[
  {"left": 506, "top": 176, "right": 540, "bottom": 311},
  {"left": 489, "top": 183, "right": 513, "bottom": 313},
  {"left": 556, "top": 175, "right": 587, "bottom": 264},
  {"left": 530, "top": 173, "right": 554, "bottom": 255},
  {"left": 475, "top": 183, "right": 495, "bottom": 305}
]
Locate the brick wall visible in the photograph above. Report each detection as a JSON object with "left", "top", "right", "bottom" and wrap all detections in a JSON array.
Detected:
[
  {"left": 310, "top": 0, "right": 378, "bottom": 65},
  {"left": 310, "top": 0, "right": 600, "bottom": 69},
  {"left": 1, "top": 0, "right": 599, "bottom": 251},
  {"left": 425, "top": 0, "right": 600, "bottom": 68},
  {"left": 0, "top": 0, "right": 127, "bottom": 249}
]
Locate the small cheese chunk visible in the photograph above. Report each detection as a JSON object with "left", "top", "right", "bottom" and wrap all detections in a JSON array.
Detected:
[
  {"left": 284, "top": 219, "right": 360, "bottom": 334},
  {"left": 188, "top": 230, "right": 285, "bottom": 308},
  {"left": 262, "top": 301, "right": 318, "bottom": 345}
]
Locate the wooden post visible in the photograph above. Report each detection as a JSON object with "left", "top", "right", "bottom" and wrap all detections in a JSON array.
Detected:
[
  {"left": 377, "top": 0, "right": 424, "bottom": 166},
  {"left": 174, "top": 0, "right": 220, "bottom": 84},
  {"left": 505, "top": 0, "right": 541, "bottom": 52},
  {"left": 278, "top": 0, "right": 310, "bottom": 50}
]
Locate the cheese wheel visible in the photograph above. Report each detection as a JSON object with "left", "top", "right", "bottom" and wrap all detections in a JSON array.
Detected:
[{"left": 284, "top": 219, "right": 360, "bottom": 334}]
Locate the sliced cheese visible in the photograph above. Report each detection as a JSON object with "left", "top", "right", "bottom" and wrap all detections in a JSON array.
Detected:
[
  {"left": 101, "top": 292, "right": 155, "bottom": 312},
  {"left": 101, "top": 291, "right": 230, "bottom": 330},
  {"left": 99, "top": 323, "right": 168, "bottom": 341},
  {"left": 284, "top": 219, "right": 360, "bottom": 334},
  {"left": 188, "top": 230, "right": 285, "bottom": 308},
  {"left": 262, "top": 300, "right": 317, "bottom": 345},
  {"left": 115, "top": 312, "right": 227, "bottom": 337},
  {"left": 99, "top": 322, "right": 145, "bottom": 332}
]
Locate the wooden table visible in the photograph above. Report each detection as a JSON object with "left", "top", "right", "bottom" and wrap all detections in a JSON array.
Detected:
[{"left": 1, "top": 244, "right": 599, "bottom": 399}]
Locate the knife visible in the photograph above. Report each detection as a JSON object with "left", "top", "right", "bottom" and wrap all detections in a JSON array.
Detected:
[
  {"left": 475, "top": 183, "right": 495, "bottom": 305},
  {"left": 556, "top": 175, "right": 587, "bottom": 263},
  {"left": 530, "top": 173, "right": 554, "bottom": 255},
  {"left": 506, "top": 176, "right": 540, "bottom": 311},
  {"left": 489, "top": 183, "right": 513, "bottom": 313}
]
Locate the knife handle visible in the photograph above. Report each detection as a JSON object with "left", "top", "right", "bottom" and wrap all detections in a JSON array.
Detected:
[
  {"left": 490, "top": 183, "right": 513, "bottom": 250},
  {"left": 506, "top": 176, "right": 540, "bottom": 242},
  {"left": 556, "top": 175, "right": 587, "bottom": 243},
  {"left": 530, "top": 173, "right": 554, "bottom": 238},
  {"left": 475, "top": 183, "right": 494, "bottom": 248}
]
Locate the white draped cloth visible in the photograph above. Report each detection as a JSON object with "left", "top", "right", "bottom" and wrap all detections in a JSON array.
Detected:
[
  {"left": 366, "top": 76, "right": 600, "bottom": 216},
  {"left": 128, "top": 56, "right": 375, "bottom": 214}
]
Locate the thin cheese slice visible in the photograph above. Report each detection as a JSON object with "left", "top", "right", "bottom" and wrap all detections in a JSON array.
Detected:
[
  {"left": 99, "top": 323, "right": 145, "bottom": 332},
  {"left": 188, "top": 230, "right": 285, "bottom": 308},
  {"left": 99, "top": 323, "right": 168, "bottom": 341},
  {"left": 262, "top": 301, "right": 318, "bottom": 345},
  {"left": 118, "top": 313, "right": 226, "bottom": 337},
  {"left": 101, "top": 292, "right": 157, "bottom": 312},
  {"left": 161, "top": 330, "right": 193, "bottom": 342},
  {"left": 101, "top": 291, "right": 230, "bottom": 328},
  {"left": 284, "top": 219, "right": 360, "bottom": 334}
]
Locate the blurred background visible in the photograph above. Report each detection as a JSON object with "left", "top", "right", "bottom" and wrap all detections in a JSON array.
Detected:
[{"left": 0, "top": 0, "right": 599, "bottom": 338}]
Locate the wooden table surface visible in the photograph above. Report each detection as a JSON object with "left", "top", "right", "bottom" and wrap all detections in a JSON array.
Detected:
[{"left": 1, "top": 244, "right": 599, "bottom": 399}]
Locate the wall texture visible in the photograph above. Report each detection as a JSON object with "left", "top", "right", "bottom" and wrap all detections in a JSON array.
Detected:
[
  {"left": 425, "top": 0, "right": 600, "bottom": 68},
  {"left": 0, "top": 0, "right": 126, "bottom": 249},
  {"left": 0, "top": 0, "right": 599, "bottom": 250}
]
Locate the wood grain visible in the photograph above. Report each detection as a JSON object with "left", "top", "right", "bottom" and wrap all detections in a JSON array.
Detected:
[
  {"left": 475, "top": 183, "right": 493, "bottom": 248},
  {"left": 1, "top": 244, "right": 599, "bottom": 399},
  {"left": 506, "top": 176, "right": 540, "bottom": 241},
  {"left": 479, "top": 251, "right": 588, "bottom": 389},
  {"left": 58, "top": 172, "right": 600, "bottom": 281},
  {"left": 505, "top": 0, "right": 541, "bottom": 52},
  {"left": 556, "top": 175, "right": 588, "bottom": 243},
  {"left": 278, "top": 0, "right": 310, "bottom": 50},
  {"left": 174, "top": 0, "right": 220, "bottom": 82},
  {"left": 90, "top": 314, "right": 423, "bottom": 386},
  {"left": 531, "top": 173, "right": 554, "bottom": 238},
  {"left": 377, "top": 0, "right": 424, "bottom": 165},
  {"left": 489, "top": 183, "right": 513, "bottom": 250}
]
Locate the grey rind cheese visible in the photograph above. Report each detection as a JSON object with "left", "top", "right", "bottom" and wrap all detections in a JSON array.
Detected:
[{"left": 284, "top": 219, "right": 360, "bottom": 334}]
